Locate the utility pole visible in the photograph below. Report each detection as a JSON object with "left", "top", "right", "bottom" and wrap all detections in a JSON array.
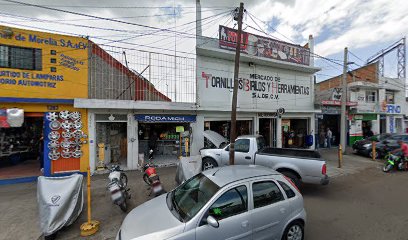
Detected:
[
  {"left": 229, "top": 2, "right": 244, "bottom": 165},
  {"left": 340, "top": 47, "right": 348, "bottom": 154}
]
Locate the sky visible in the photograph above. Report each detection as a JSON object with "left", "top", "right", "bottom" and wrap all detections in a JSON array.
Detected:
[{"left": 0, "top": 0, "right": 407, "bottom": 87}]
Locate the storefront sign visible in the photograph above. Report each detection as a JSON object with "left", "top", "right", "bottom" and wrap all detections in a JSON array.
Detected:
[
  {"left": 175, "top": 126, "right": 184, "bottom": 133},
  {"left": 47, "top": 105, "right": 58, "bottom": 111},
  {"left": 331, "top": 88, "right": 342, "bottom": 101},
  {"left": 316, "top": 114, "right": 324, "bottom": 119},
  {"left": 258, "top": 108, "right": 285, "bottom": 118},
  {"left": 219, "top": 26, "right": 310, "bottom": 66},
  {"left": 198, "top": 61, "right": 312, "bottom": 110},
  {"left": 135, "top": 115, "right": 196, "bottom": 123},
  {"left": 321, "top": 100, "right": 358, "bottom": 106},
  {"left": 356, "top": 93, "right": 365, "bottom": 102},
  {"left": 353, "top": 115, "right": 363, "bottom": 120},
  {"left": 390, "top": 116, "right": 395, "bottom": 133},
  {"left": 0, "top": 26, "right": 88, "bottom": 99},
  {"left": 282, "top": 119, "right": 290, "bottom": 127},
  {"left": 386, "top": 104, "right": 401, "bottom": 114},
  {"left": 321, "top": 105, "right": 340, "bottom": 115}
]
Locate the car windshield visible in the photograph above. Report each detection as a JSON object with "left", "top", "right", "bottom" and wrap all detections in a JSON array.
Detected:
[{"left": 171, "top": 173, "right": 220, "bottom": 222}]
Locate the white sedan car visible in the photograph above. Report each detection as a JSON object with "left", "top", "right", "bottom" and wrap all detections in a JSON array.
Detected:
[{"left": 117, "top": 165, "right": 306, "bottom": 240}]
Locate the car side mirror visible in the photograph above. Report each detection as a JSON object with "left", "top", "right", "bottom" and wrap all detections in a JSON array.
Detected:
[{"left": 206, "top": 215, "right": 219, "bottom": 228}]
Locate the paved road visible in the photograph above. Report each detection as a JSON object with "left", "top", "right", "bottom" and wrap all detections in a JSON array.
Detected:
[
  {"left": 303, "top": 166, "right": 408, "bottom": 240},
  {"left": 1, "top": 160, "right": 408, "bottom": 240}
]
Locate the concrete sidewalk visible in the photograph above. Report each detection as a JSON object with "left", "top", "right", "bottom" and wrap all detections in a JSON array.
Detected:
[
  {"left": 319, "top": 147, "right": 383, "bottom": 179},
  {"left": 0, "top": 167, "right": 179, "bottom": 240}
]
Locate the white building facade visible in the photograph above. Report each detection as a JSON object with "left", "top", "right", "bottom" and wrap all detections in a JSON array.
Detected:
[{"left": 192, "top": 26, "right": 320, "bottom": 153}]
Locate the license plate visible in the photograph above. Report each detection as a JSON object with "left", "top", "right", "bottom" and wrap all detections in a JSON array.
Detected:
[
  {"left": 111, "top": 191, "right": 122, "bottom": 201},
  {"left": 109, "top": 184, "right": 120, "bottom": 192},
  {"left": 153, "top": 185, "right": 162, "bottom": 193}
]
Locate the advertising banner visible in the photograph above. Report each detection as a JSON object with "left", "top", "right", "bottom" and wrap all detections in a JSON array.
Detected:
[
  {"left": 197, "top": 56, "right": 313, "bottom": 111},
  {"left": 219, "top": 25, "right": 310, "bottom": 66}
]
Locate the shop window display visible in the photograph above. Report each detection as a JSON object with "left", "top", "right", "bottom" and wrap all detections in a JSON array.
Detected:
[
  {"left": 282, "top": 119, "right": 310, "bottom": 148},
  {"left": 138, "top": 123, "right": 191, "bottom": 161},
  {"left": 0, "top": 116, "right": 43, "bottom": 179},
  {"left": 204, "top": 120, "right": 252, "bottom": 140}
]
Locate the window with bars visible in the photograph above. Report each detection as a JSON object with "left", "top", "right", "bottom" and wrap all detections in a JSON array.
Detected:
[
  {"left": 365, "top": 90, "right": 376, "bottom": 103},
  {"left": 0, "top": 45, "right": 42, "bottom": 70}
]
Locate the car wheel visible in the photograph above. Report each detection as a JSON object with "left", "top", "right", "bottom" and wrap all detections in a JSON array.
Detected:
[
  {"left": 202, "top": 158, "right": 218, "bottom": 171},
  {"left": 368, "top": 150, "right": 379, "bottom": 159},
  {"left": 282, "top": 221, "right": 304, "bottom": 240},
  {"left": 280, "top": 171, "right": 301, "bottom": 189}
]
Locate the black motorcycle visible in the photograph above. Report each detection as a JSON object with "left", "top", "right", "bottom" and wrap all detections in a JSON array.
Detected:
[{"left": 107, "top": 165, "right": 131, "bottom": 212}]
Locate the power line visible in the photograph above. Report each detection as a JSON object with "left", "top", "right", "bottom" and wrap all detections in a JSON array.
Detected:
[
  {"left": 348, "top": 50, "right": 366, "bottom": 65},
  {"left": 2, "top": 0, "right": 233, "bottom": 40},
  {"left": 4, "top": 9, "right": 227, "bottom": 23},
  {"left": 0, "top": 10, "right": 231, "bottom": 64},
  {"left": 0, "top": 3, "right": 231, "bottom": 9},
  {"left": 0, "top": 9, "right": 231, "bottom": 40}
]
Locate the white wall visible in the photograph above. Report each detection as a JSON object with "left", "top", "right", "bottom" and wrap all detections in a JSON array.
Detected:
[{"left": 197, "top": 55, "right": 315, "bottom": 112}]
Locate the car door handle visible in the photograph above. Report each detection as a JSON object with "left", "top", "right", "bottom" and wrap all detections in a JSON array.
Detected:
[
  {"left": 280, "top": 208, "right": 286, "bottom": 214},
  {"left": 241, "top": 220, "right": 249, "bottom": 228},
  {"left": 245, "top": 156, "right": 251, "bottom": 160},
  {"left": 216, "top": 154, "right": 220, "bottom": 156}
]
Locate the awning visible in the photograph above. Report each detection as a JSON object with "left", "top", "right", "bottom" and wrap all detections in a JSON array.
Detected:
[{"left": 135, "top": 114, "right": 196, "bottom": 123}]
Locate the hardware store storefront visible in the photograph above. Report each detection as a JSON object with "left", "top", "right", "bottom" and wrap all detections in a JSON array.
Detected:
[{"left": 195, "top": 26, "right": 320, "bottom": 151}]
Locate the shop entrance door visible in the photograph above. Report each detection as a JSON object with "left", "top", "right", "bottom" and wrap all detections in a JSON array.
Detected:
[
  {"left": 259, "top": 118, "right": 277, "bottom": 147},
  {"left": 96, "top": 122, "right": 128, "bottom": 169},
  {"left": 380, "top": 115, "right": 386, "bottom": 133}
]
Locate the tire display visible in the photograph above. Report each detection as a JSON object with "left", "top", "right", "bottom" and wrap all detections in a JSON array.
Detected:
[{"left": 46, "top": 110, "right": 87, "bottom": 161}]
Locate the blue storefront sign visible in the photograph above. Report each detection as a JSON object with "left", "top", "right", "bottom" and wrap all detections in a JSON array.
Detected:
[{"left": 135, "top": 114, "right": 196, "bottom": 123}]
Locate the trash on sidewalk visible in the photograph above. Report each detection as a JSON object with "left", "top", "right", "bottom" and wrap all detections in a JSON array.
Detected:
[
  {"left": 175, "top": 155, "right": 202, "bottom": 185},
  {"left": 37, "top": 174, "right": 84, "bottom": 238}
]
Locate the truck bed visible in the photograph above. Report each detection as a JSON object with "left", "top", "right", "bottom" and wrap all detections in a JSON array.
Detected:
[{"left": 259, "top": 148, "right": 322, "bottom": 159}]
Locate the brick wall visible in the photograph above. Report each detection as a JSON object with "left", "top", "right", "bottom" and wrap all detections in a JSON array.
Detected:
[{"left": 317, "top": 62, "right": 378, "bottom": 91}]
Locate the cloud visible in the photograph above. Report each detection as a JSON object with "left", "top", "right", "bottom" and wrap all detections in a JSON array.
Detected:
[{"left": 1, "top": 0, "right": 407, "bottom": 60}]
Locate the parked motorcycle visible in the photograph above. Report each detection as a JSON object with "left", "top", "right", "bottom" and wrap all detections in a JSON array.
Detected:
[
  {"left": 382, "top": 152, "right": 407, "bottom": 172},
  {"left": 142, "top": 149, "right": 165, "bottom": 197},
  {"left": 107, "top": 165, "right": 131, "bottom": 212}
]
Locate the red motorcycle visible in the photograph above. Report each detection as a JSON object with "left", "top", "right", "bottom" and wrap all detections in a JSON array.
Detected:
[{"left": 143, "top": 150, "right": 165, "bottom": 197}]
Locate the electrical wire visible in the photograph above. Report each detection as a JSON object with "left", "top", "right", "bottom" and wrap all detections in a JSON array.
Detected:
[{"left": 1, "top": 0, "right": 233, "bottom": 40}]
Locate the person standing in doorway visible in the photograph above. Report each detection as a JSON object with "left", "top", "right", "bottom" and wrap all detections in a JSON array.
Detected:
[
  {"left": 319, "top": 129, "right": 325, "bottom": 148},
  {"left": 148, "top": 131, "right": 158, "bottom": 158},
  {"left": 326, "top": 128, "right": 332, "bottom": 149}
]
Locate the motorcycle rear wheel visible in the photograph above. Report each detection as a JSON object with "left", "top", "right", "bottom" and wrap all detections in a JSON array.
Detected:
[
  {"left": 383, "top": 164, "right": 393, "bottom": 172},
  {"left": 143, "top": 173, "right": 151, "bottom": 185},
  {"left": 121, "top": 174, "right": 128, "bottom": 188}
]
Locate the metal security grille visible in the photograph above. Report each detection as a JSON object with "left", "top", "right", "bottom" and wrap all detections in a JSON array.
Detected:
[{"left": 89, "top": 43, "right": 196, "bottom": 103}]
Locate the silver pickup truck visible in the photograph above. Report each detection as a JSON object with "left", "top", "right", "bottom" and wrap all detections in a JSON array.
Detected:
[{"left": 200, "top": 135, "right": 329, "bottom": 188}]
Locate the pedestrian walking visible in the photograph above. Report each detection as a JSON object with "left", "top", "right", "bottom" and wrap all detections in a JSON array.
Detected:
[{"left": 326, "top": 128, "right": 332, "bottom": 149}]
